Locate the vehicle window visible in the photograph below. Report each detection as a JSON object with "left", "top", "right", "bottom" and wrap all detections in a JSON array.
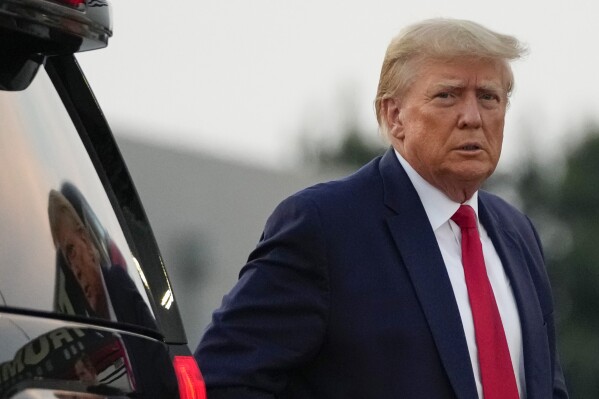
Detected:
[{"left": 0, "top": 66, "right": 156, "bottom": 329}]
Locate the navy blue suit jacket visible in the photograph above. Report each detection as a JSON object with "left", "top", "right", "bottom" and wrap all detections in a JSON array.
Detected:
[{"left": 196, "top": 148, "right": 568, "bottom": 399}]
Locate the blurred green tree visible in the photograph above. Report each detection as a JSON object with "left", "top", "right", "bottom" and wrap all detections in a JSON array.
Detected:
[
  {"left": 299, "top": 85, "right": 387, "bottom": 171},
  {"left": 484, "top": 129, "right": 599, "bottom": 398},
  {"left": 539, "top": 131, "right": 599, "bottom": 398},
  {"left": 311, "top": 127, "right": 386, "bottom": 169}
]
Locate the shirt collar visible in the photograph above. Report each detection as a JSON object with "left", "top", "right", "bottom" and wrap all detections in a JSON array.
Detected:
[{"left": 394, "top": 149, "right": 479, "bottom": 230}]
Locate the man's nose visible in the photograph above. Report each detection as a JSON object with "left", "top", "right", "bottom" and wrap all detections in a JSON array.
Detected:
[{"left": 457, "top": 94, "right": 482, "bottom": 129}]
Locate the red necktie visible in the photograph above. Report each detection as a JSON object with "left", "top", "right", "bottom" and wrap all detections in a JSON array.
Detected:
[{"left": 451, "top": 205, "right": 520, "bottom": 399}]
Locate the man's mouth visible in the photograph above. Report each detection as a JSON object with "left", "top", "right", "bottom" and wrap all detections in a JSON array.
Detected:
[{"left": 459, "top": 145, "right": 481, "bottom": 151}]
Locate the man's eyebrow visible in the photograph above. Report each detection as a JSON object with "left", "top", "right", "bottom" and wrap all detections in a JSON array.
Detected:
[
  {"left": 477, "top": 83, "right": 502, "bottom": 92},
  {"left": 429, "top": 81, "right": 505, "bottom": 96},
  {"left": 430, "top": 80, "right": 465, "bottom": 90}
]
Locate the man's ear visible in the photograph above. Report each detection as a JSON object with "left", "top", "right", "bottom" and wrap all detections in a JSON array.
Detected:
[{"left": 381, "top": 97, "right": 404, "bottom": 140}]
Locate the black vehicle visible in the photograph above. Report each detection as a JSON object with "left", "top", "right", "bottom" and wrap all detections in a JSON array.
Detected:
[{"left": 0, "top": 0, "right": 206, "bottom": 397}]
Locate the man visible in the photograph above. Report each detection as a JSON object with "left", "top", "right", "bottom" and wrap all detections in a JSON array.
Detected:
[{"left": 196, "top": 18, "right": 568, "bottom": 398}]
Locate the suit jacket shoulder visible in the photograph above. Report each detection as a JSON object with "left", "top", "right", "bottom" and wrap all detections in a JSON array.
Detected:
[{"left": 479, "top": 190, "right": 539, "bottom": 242}]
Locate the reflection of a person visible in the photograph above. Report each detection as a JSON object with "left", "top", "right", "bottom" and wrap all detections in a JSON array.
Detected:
[
  {"left": 47, "top": 184, "right": 175, "bottom": 396},
  {"left": 74, "top": 354, "right": 98, "bottom": 386},
  {"left": 47, "top": 183, "right": 156, "bottom": 329},
  {"left": 48, "top": 189, "right": 110, "bottom": 318}
]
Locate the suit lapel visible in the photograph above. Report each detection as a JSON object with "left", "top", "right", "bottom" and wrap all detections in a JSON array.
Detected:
[
  {"left": 379, "top": 149, "right": 478, "bottom": 399},
  {"left": 478, "top": 198, "right": 552, "bottom": 399}
]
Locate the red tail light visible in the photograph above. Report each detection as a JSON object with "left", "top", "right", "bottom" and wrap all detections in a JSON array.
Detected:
[
  {"left": 49, "top": 0, "right": 86, "bottom": 9},
  {"left": 173, "top": 356, "right": 207, "bottom": 399}
]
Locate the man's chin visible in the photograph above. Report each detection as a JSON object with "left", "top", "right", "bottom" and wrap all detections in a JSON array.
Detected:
[{"left": 449, "top": 162, "right": 495, "bottom": 183}]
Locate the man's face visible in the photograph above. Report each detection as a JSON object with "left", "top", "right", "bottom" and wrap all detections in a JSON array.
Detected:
[
  {"left": 388, "top": 58, "right": 508, "bottom": 202},
  {"left": 56, "top": 219, "right": 104, "bottom": 313},
  {"left": 74, "top": 358, "right": 98, "bottom": 385}
]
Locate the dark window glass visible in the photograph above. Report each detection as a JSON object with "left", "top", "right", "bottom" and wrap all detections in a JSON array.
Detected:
[{"left": 0, "top": 67, "right": 156, "bottom": 328}]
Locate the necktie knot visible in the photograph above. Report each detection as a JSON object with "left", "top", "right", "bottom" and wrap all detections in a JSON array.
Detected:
[{"left": 451, "top": 204, "right": 477, "bottom": 229}]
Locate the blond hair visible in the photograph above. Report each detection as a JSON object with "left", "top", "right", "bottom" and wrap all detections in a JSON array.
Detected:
[
  {"left": 48, "top": 189, "right": 85, "bottom": 249},
  {"left": 375, "top": 18, "right": 527, "bottom": 134}
]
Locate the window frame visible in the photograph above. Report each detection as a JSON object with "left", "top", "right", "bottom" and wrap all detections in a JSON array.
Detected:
[{"left": 36, "top": 54, "right": 188, "bottom": 344}]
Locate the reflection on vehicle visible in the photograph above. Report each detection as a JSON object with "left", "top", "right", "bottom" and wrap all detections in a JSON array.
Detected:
[
  {"left": 47, "top": 183, "right": 156, "bottom": 329},
  {"left": 74, "top": 354, "right": 98, "bottom": 386},
  {"left": 0, "top": 326, "right": 133, "bottom": 396},
  {"left": 0, "top": 0, "right": 203, "bottom": 395}
]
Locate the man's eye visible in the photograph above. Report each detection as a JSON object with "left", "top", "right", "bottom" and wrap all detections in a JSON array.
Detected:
[
  {"left": 436, "top": 92, "right": 451, "bottom": 99},
  {"left": 480, "top": 93, "right": 498, "bottom": 101}
]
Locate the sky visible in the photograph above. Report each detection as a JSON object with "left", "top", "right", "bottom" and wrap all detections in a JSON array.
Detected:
[{"left": 77, "top": 0, "right": 599, "bottom": 172}]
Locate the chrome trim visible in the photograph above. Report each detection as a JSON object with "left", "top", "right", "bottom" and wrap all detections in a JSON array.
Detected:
[{"left": 0, "top": 0, "right": 112, "bottom": 52}]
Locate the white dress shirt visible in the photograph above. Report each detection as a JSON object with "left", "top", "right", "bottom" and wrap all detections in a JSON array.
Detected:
[{"left": 395, "top": 150, "right": 526, "bottom": 398}]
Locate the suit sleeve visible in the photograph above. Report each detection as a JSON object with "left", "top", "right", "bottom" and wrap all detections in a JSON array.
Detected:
[
  {"left": 527, "top": 216, "right": 569, "bottom": 399},
  {"left": 194, "top": 193, "right": 330, "bottom": 398}
]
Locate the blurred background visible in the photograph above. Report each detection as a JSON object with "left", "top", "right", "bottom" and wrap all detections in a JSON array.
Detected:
[{"left": 77, "top": 0, "right": 599, "bottom": 396}]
